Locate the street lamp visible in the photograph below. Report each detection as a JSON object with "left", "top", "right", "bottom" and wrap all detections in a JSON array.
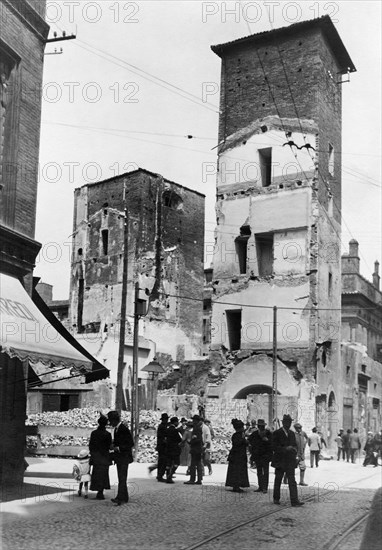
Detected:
[{"left": 141, "top": 358, "right": 165, "bottom": 411}]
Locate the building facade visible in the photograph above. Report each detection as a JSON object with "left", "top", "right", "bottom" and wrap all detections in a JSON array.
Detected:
[
  {"left": 0, "top": 1, "right": 109, "bottom": 482},
  {"left": 208, "top": 17, "right": 356, "bottom": 443},
  {"left": 0, "top": 0, "right": 50, "bottom": 485},
  {"left": 69, "top": 169, "right": 205, "bottom": 404},
  {"left": 341, "top": 240, "right": 382, "bottom": 436}
]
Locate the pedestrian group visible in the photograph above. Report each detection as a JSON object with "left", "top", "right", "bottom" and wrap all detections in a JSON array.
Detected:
[{"left": 73, "top": 411, "right": 381, "bottom": 507}]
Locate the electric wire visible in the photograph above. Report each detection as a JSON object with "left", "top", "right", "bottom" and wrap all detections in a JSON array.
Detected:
[
  {"left": 74, "top": 39, "right": 220, "bottom": 114},
  {"left": 153, "top": 290, "right": 380, "bottom": 312},
  {"left": 43, "top": 122, "right": 381, "bottom": 189},
  {"left": 259, "top": 9, "right": 377, "bottom": 275}
]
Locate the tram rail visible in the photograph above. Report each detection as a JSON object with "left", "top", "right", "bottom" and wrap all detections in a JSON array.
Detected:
[{"left": 181, "top": 471, "right": 379, "bottom": 550}]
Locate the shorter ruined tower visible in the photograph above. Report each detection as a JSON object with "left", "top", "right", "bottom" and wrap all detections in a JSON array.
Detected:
[
  {"left": 69, "top": 169, "right": 205, "bottom": 372},
  {"left": 209, "top": 17, "right": 356, "bottom": 438}
]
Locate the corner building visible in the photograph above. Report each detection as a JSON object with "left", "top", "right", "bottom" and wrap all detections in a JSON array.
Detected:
[
  {"left": 209, "top": 17, "right": 356, "bottom": 445},
  {"left": 0, "top": 0, "right": 49, "bottom": 485}
]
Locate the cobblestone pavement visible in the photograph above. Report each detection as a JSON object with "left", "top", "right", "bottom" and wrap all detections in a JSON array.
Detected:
[{"left": 1, "top": 458, "right": 381, "bottom": 550}]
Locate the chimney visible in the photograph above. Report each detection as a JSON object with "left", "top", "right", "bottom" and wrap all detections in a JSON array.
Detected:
[
  {"left": 373, "top": 260, "right": 380, "bottom": 290},
  {"left": 347, "top": 239, "right": 360, "bottom": 273},
  {"left": 349, "top": 239, "right": 359, "bottom": 257}
]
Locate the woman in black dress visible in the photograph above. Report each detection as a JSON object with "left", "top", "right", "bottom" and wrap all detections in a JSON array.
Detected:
[
  {"left": 225, "top": 418, "right": 250, "bottom": 493},
  {"left": 89, "top": 415, "right": 112, "bottom": 499}
]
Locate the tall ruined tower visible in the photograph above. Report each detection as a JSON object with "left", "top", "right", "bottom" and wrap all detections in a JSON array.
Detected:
[{"left": 209, "top": 17, "right": 355, "bottom": 438}]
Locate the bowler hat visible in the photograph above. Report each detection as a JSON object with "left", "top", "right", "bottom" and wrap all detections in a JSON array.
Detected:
[
  {"left": 257, "top": 419, "right": 266, "bottom": 426},
  {"left": 282, "top": 414, "right": 293, "bottom": 422},
  {"left": 78, "top": 449, "right": 89, "bottom": 459},
  {"left": 161, "top": 413, "right": 169, "bottom": 420}
]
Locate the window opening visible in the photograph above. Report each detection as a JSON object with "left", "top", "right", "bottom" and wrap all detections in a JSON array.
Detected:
[
  {"left": 203, "top": 298, "right": 211, "bottom": 311},
  {"left": 255, "top": 233, "right": 274, "bottom": 277},
  {"left": 259, "top": 147, "right": 272, "bottom": 187},
  {"left": 77, "top": 279, "right": 84, "bottom": 333},
  {"left": 101, "top": 229, "right": 109, "bottom": 255},
  {"left": 162, "top": 190, "right": 183, "bottom": 210},
  {"left": 235, "top": 225, "right": 251, "bottom": 274},
  {"left": 328, "top": 143, "right": 334, "bottom": 176},
  {"left": 226, "top": 310, "right": 241, "bottom": 351},
  {"left": 328, "top": 272, "right": 332, "bottom": 297}
]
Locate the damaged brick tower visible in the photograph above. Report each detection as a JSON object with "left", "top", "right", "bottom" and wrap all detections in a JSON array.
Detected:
[
  {"left": 210, "top": 16, "right": 355, "bottom": 442},
  {"left": 69, "top": 169, "right": 205, "bottom": 406}
]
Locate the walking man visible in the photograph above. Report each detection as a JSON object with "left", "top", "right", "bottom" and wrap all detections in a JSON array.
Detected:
[
  {"left": 294, "top": 422, "right": 308, "bottom": 486},
  {"left": 343, "top": 429, "right": 352, "bottom": 462},
  {"left": 308, "top": 427, "right": 321, "bottom": 468},
  {"left": 107, "top": 410, "right": 134, "bottom": 505},
  {"left": 201, "top": 418, "right": 213, "bottom": 476},
  {"left": 184, "top": 415, "right": 204, "bottom": 485},
  {"left": 165, "top": 417, "right": 182, "bottom": 483},
  {"left": 149, "top": 413, "right": 169, "bottom": 482},
  {"left": 335, "top": 429, "right": 345, "bottom": 461},
  {"left": 349, "top": 428, "right": 361, "bottom": 464},
  {"left": 248, "top": 419, "right": 272, "bottom": 493},
  {"left": 272, "top": 414, "right": 304, "bottom": 507}
]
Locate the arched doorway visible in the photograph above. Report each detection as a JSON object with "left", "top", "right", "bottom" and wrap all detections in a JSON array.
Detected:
[
  {"left": 327, "top": 391, "right": 338, "bottom": 448},
  {"left": 236, "top": 385, "right": 281, "bottom": 426}
]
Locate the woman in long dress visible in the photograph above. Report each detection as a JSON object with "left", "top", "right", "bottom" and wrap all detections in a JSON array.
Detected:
[
  {"left": 89, "top": 415, "right": 112, "bottom": 499},
  {"left": 225, "top": 418, "right": 250, "bottom": 493}
]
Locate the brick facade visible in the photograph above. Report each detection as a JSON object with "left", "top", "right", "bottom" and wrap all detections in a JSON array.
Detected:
[{"left": 208, "top": 17, "right": 355, "bottom": 444}]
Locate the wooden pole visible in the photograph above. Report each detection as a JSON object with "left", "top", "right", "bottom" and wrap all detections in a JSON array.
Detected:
[
  {"left": 116, "top": 181, "right": 128, "bottom": 412},
  {"left": 132, "top": 281, "right": 140, "bottom": 455},
  {"left": 272, "top": 306, "right": 278, "bottom": 428}
]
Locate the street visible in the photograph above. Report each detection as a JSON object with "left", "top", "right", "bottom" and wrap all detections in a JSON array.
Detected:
[{"left": 1, "top": 458, "right": 380, "bottom": 550}]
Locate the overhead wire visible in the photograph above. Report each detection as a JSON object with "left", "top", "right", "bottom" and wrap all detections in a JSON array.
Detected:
[
  {"left": 153, "top": 289, "right": 380, "bottom": 312},
  {"left": 74, "top": 39, "right": 220, "bottom": 114},
  {"left": 261, "top": 9, "right": 377, "bottom": 275},
  {"left": 43, "top": 123, "right": 380, "bottom": 189}
]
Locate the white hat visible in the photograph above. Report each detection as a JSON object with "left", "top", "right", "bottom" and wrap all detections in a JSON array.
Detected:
[{"left": 77, "top": 449, "right": 89, "bottom": 459}]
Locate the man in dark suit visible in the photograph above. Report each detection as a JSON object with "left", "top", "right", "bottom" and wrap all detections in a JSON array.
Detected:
[
  {"left": 271, "top": 414, "right": 304, "bottom": 507},
  {"left": 248, "top": 418, "right": 273, "bottom": 493},
  {"left": 107, "top": 410, "right": 134, "bottom": 505},
  {"left": 165, "top": 417, "right": 182, "bottom": 483}
]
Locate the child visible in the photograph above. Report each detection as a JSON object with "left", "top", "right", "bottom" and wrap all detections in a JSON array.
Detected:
[{"left": 73, "top": 449, "right": 91, "bottom": 498}]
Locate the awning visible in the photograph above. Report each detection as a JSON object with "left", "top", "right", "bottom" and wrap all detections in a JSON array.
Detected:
[
  {"left": 32, "top": 286, "right": 109, "bottom": 383},
  {"left": 0, "top": 273, "right": 92, "bottom": 371}
]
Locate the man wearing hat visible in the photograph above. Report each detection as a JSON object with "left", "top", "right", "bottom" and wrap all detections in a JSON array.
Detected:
[
  {"left": 149, "top": 413, "right": 170, "bottom": 482},
  {"left": 248, "top": 419, "right": 273, "bottom": 493},
  {"left": 271, "top": 414, "right": 304, "bottom": 506},
  {"left": 107, "top": 411, "right": 134, "bottom": 505},
  {"left": 165, "top": 417, "right": 182, "bottom": 483},
  {"left": 184, "top": 415, "right": 204, "bottom": 485},
  {"left": 294, "top": 422, "right": 308, "bottom": 486}
]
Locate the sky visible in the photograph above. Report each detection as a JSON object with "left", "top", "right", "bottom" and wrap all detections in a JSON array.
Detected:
[{"left": 34, "top": 0, "right": 382, "bottom": 299}]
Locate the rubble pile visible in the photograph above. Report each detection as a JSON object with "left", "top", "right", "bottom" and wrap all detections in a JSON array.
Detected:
[
  {"left": 40, "top": 435, "right": 89, "bottom": 448},
  {"left": 25, "top": 408, "right": 233, "bottom": 463},
  {"left": 27, "top": 408, "right": 101, "bottom": 428},
  {"left": 136, "top": 435, "right": 157, "bottom": 463}
]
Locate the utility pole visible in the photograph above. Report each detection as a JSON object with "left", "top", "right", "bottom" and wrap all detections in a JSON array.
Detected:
[
  {"left": 131, "top": 281, "right": 140, "bottom": 456},
  {"left": 272, "top": 306, "right": 278, "bottom": 428},
  {"left": 116, "top": 181, "right": 128, "bottom": 412}
]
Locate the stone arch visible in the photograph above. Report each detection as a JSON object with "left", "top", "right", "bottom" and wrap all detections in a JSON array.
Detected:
[
  {"left": 219, "top": 354, "right": 299, "bottom": 400},
  {"left": 326, "top": 389, "right": 338, "bottom": 448},
  {"left": 234, "top": 384, "right": 281, "bottom": 399}
]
